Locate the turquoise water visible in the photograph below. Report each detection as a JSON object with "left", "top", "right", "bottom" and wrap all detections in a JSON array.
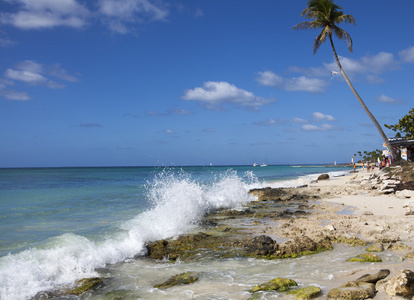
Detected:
[{"left": 0, "top": 165, "right": 351, "bottom": 299}]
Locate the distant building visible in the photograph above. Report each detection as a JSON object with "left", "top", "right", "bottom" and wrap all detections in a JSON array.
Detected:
[{"left": 388, "top": 137, "right": 414, "bottom": 161}]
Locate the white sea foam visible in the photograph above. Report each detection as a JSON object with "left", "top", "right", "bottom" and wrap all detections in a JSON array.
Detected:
[{"left": 0, "top": 169, "right": 255, "bottom": 300}]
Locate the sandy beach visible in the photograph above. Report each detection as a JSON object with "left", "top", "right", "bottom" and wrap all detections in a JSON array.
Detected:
[{"left": 291, "top": 169, "right": 414, "bottom": 298}]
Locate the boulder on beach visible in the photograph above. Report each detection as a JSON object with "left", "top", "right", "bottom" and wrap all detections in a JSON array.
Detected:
[
  {"left": 317, "top": 174, "right": 330, "bottom": 181},
  {"left": 355, "top": 269, "right": 390, "bottom": 284},
  {"left": 377, "top": 269, "right": 414, "bottom": 298},
  {"left": 327, "top": 281, "right": 375, "bottom": 299}
]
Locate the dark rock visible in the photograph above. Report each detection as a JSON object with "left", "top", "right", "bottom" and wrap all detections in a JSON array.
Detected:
[
  {"left": 317, "top": 174, "right": 330, "bottom": 181},
  {"left": 154, "top": 272, "right": 199, "bottom": 289},
  {"left": 245, "top": 235, "right": 279, "bottom": 257},
  {"left": 395, "top": 181, "right": 414, "bottom": 191},
  {"left": 245, "top": 235, "right": 332, "bottom": 259},
  {"left": 355, "top": 269, "right": 390, "bottom": 284}
]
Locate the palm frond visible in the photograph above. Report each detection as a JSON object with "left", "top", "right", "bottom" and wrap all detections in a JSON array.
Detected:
[
  {"left": 313, "top": 27, "right": 330, "bottom": 54},
  {"left": 332, "top": 26, "right": 353, "bottom": 52},
  {"left": 293, "top": 21, "right": 321, "bottom": 31}
]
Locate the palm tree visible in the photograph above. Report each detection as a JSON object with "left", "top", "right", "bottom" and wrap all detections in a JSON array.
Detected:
[{"left": 293, "top": 0, "right": 398, "bottom": 161}]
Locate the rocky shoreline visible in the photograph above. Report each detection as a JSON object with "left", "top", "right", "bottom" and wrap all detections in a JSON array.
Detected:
[{"left": 38, "top": 166, "right": 414, "bottom": 299}]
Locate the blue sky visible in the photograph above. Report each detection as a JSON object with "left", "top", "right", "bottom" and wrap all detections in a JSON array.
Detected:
[{"left": 1, "top": 0, "right": 413, "bottom": 167}]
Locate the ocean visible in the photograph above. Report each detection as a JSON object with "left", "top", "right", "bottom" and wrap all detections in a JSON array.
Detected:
[{"left": 0, "top": 165, "right": 356, "bottom": 299}]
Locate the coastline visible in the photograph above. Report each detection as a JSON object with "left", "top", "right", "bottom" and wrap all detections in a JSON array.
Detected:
[
  {"left": 141, "top": 168, "right": 414, "bottom": 299},
  {"left": 8, "top": 166, "right": 414, "bottom": 299}
]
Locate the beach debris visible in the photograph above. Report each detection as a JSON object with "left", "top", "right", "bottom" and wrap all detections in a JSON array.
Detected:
[
  {"left": 366, "top": 242, "right": 384, "bottom": 252},
  {"left": 347, "top": 252, "right": 382, "bottom": 263},
  {"left": 249, "top": 277, "right": 297, "bottom": 293},
  {"left": 154, "top": 272, "right": 199, "bottom": 289},
  {"left": 377, "top": 269, "right": 414, "bottom": 298},
  {"left": 317, "top": 173, "right": 330, "bottom": 181},
  {"left": 287, "top": 286, "right": 321, "bottom": 299}
]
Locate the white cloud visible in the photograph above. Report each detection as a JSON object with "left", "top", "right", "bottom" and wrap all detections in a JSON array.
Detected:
[
  {"left": 256, "top": 71, "right": 327, "bottom": 93},
  {"left": 182, "top": 81, "right": 274, "bottom": 110},
  {"left": 4, "top": 60, "right": 78, "bottom": 89},
  {"left": 399, "top": 46, "right": 414, "bottom": 63},
  {"left": 164, "top": 129, "right": 175, "bottom": 134},
  {"left": 0, "top": 0, "right": 89, "bottom": 29},
  {"left": 0, "top": 79, "right": 30, "bottom": 100},
  {"left": 324, "top": 52, "right": 400, "bottom": 84},
  {"left": 1, "top": 60, "right": 79, "bottom": 100},
  {"left": 98, "top": 0, "right": 169, "bottom": 34},
  {"left": 302, "top": 124, "right": 334, "bottom": 131},
  {"left": 375, "top": 94, "right": 401, "bottom": 104},
  {"left": 291, "top": 117, "right": 308, "bottom": 123},
  {"left": 312, "top": 112, "right": 335, "bottom": 122}
]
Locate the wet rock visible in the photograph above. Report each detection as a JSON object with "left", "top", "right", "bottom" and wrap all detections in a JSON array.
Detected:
[
  {"left": 347, "top": 252, "right": 382, "bottom": 263},
  {"left": 248, "top": 187, "right": 315, "bottom": 202},
  {"left": 154, "top": 272, "right": 199, "bottom": 289},
  {"left": 287, "top": 286, "right": 321, "bottom": 299},
  {"left": 249, "top": 277, "right": 297, "bottom": 293},
  {"left": 245, "top": 235, "right": 332, "bottom": 259},
  {"left": 378, "top": 269, "right": 414, "bottom": 298},
  {"left": 317, "top": 174, "right": 330, "bottom": 181},
  {"left": 366, "top": 242, "right": 384, "bottom": 252},
  {"left": 70, "top": 277, "right": 104, "bottom": 295},
  {"left": 145, "top": 232, "right": 231, "bottom": 261},
  {"left": 355, "top": 269, "right": 390, "bottom": 284},
  {"left": 391, "top": 241, "right": 412, "bottom": 251},
  {"left": 245, "top": 235, "right": 279, "bottom": 257},
  {"left": 334, "top": 235, "right": 367, "bottom": 246}
]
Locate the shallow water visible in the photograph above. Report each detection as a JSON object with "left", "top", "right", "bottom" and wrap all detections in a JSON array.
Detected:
[{"left": 83, "top": 244, "right": 402, "bottom": 299}]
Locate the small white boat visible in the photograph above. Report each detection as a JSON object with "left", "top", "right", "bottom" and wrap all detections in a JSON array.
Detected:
[
  {"left": 260, "top": 163, "right": 267, "bottom": 167},
  {"left": 253, "top": 163, "right": 258, "bottom": 167}
]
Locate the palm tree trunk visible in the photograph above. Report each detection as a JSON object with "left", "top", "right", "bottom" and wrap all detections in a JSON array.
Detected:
[{"left": 328, "top": 36, "right": 399, "bottom": 163}]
